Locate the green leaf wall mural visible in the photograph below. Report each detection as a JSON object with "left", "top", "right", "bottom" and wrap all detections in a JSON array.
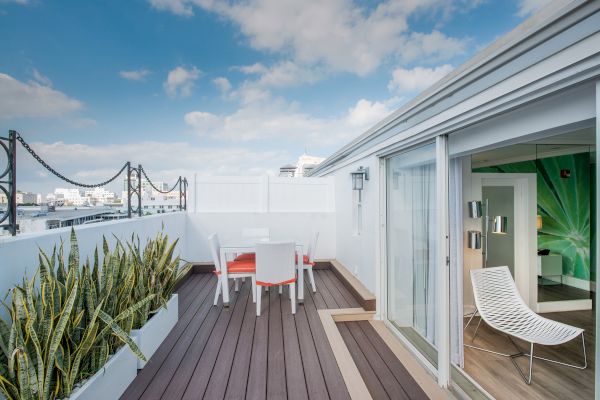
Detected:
[{"left": 474, "top": 152, "right": 595, "bottom": 281}]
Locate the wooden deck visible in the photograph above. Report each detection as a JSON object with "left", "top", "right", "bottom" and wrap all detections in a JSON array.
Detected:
[
  {"left": 337, "top": 321, "right": 429, "bottom": 400},
  {"left": 464, "top": 309, "right": 595, "bottom": 400},
  {"left": 122, "top": 268, "right": 406, "bottom": 400}
]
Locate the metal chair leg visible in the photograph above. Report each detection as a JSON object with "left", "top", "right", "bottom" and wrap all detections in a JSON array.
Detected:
[{"left": 464, "top": 309, "right": 478, "bottom": 329}]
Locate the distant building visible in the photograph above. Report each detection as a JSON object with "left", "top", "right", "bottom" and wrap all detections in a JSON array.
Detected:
[
  {"left": 0, "top": 191, "right": 39, "bottom": 204},
  {"left": 279, "top": 154, "right": 325, "bottom": 177},
  {"left": 84, "top": 187, "right": 116, "bottom": 206},
  {"left": 16, "top": 191, "right": 38, "bottom": 205},
  {"left": 279, "top": 164, "right": 297, "bottom": 177},
  {"left": 52, "top": 188, "right": 85, "bottom": 206},
  {"left": 121, "top": 177, "right": 182, "bottom": 214},
  {"left": 123, "top": 177, "right": 169, "bottom": 196}
]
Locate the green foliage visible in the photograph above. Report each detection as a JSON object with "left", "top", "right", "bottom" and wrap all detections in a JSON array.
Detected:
[
  {"left": 129, "top": 232, "right": 190, "bottom": 329},
  {"left": 474, "top": 152, "right": 593, "bottom": 280},
  {"left": 0, "top": 228, "right": 186, "bottom": 399}
]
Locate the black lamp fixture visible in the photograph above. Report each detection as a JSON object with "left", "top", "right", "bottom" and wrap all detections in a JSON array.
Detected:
[{"left": 351, "top": 166, "right": 369, "bottom": 201}]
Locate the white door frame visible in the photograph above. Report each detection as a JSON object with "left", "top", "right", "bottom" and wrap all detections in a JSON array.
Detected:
[
  {"left": 469, "top": 173, "right": 537, "bottom": 308},
  {"left": 378, "top": 138, "right": 451, "bottom": 388}
]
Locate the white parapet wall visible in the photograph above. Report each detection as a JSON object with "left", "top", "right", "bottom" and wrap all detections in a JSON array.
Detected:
[
  {"left": 0, "top": 176, "right": 338, "bottom": 319},
  {"left": 0, "top": 212, "right": 186, "bottom": 319},
  {"left": 185, "top": 175, "right": 336, "bottom": 263}
]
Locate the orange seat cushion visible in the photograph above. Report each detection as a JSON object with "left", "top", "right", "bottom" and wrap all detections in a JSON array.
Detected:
[
  {"left": 225, "top": 260, "right": 256, "bottom": 273},
  {"left": 295, "top": 253, "right": 313, "bottom": 266},
  {"left": 234, "top": 252, "right": 255, "bottom": 261}
]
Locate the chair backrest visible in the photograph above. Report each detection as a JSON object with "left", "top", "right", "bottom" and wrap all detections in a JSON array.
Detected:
[
  {"left": 470, "top": 266, "right": 528, "bottom": 322},
  {"left": 242, "top": 228, "right": 270, "bottom": 242},
  {"left": 306, "top": 232, "right": 320, "bottom": 263},
  {"left": 207, "top": 233, "right": 222, "bottom": 273},
  {"left": 255, "top": 241, "right": 296, "bottom": 285}
]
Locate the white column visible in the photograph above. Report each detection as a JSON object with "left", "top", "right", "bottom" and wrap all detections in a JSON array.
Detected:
[{"left": 436, "top": 135, "right": 450, "bottom": 387}]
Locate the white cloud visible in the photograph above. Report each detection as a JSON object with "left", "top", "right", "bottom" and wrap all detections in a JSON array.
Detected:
[
  {"left": 164, "top": 66, "right": 201, "bottom": 98},
  {"left": 185, "top": 91, "right": 396, "bottom": 146},
  {"left": 517, "top": 0, "right": 552, "bottom": 17},
  {"left": 345, "top": 98, "right": 394, "bottom": 128},
  {"left": 0, "top": 72, "right": 82, "bottom": 119},
  {"left": 150, "top": 0, "right": 469, "bottom": 76},
  {"left": 148, "top": 0, "right": 194, "bottom": 16},
  {"left": 257, "top": 61, "right": 322, "bottom": 87},
  {"left": 212, "top": 77, "right": 232, "bottom": 94},
  {"left": 120, "top": 69, "right": 151, "bottom": 81},
  {"left": 388, "top": 64, "right": 453, "bottom": 93},
  {"left": 17, "top": 140, "right": 290, "bottom": 194},
  {"left": 32, "top": 69, "right": 52, "bottom": 86}
]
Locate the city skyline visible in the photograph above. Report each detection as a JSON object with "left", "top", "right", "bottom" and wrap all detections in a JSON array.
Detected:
[{"left": 0, "top": 0, "right": 546, "bottom": 194}]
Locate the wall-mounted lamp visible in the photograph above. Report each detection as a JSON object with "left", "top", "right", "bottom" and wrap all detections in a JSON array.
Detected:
[
  {"left": 467, "top": 230, "right": 482, "bottom": 249},
  {"left": 536, "top": 215, "right": 543, "bottom": 230},
  {"left": 466, "top": 198, "right": 508, "bottom": 267},
  {"left": 351, "top": 166, "right": 369, "bottom": 203},
  {"left": 493, "top": 216, "right": 508, "bottom": 234},
  {"left": 467, "top": 200, "right": 482, "bottom": 218},
  {"left": 351, "top": 166, "right": 369, "bottom": 191}
]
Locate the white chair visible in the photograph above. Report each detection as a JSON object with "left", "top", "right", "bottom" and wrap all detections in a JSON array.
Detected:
[
  {"left": 298, "top": 232, "right": 319, "bottom": 293},
  {"left": 207, "top": 233, "right": 256, "bottom": 306},
  {"left": 255, "top": 242, "right": 296, "bottom": 316},
  {"left": 234, "top": 228, "right": 270, "bottom": 262},
  {"left": 465, "top": 266, "right": 586, "bottom": 384}
]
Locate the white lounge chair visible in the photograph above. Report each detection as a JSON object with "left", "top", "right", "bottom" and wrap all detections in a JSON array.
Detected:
[{"left": 465, "top": 266, "right": 586, "bottom": 384}]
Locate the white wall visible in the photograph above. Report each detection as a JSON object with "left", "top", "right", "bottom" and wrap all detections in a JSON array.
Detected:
[
  {"left": 0, "top": 212, "right": 186, "bottom": 319},
  {"left": 189, "top": 175, "right": 334, "bottom": 213},
  {"left": 183, "top": 175, "right": 337, "bottom": 263},
  {"left": 327, "top": 157, "right": 380, "bottom": 294}
]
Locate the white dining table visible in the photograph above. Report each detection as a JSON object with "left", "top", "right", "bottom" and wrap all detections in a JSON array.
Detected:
[{"left": 219, "top": 242, "right": 304, "bottom": 307}]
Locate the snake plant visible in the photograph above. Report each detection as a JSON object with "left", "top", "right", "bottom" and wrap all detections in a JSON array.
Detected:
[
  {"left": 0, "top": 227, "right": 187, "bottom": 400},
  {"left": 129, "top": 232, "right": 190, "bottom": 329}
]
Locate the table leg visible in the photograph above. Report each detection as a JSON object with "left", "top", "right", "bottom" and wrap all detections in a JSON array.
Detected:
[
  {"left": 298, "top": 247, "right": 304, "bottom": 303},
  {"left": 220, "top": 248, "right": 230, "bottom": 307}
]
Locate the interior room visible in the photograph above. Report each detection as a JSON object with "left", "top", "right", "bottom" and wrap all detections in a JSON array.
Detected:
[{"left": 457, "top": 128, "right": 596, "bottom": 400}]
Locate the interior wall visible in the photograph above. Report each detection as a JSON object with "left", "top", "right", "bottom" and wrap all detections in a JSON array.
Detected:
[{"left": 482, "top": 186, "right": 516, "bottom": 275}]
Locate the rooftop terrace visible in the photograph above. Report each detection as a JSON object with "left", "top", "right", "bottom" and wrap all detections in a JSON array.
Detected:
[{"left": 120, "top": 268, "right": 438, "bottom": 400}]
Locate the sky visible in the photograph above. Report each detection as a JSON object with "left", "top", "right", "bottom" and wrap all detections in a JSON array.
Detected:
[{"left": 0, "top": 0, "right": 550, "bottom": 196}]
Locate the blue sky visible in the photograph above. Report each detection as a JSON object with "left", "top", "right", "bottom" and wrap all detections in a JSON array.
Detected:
[{"left": 0, "top": 0, "right": 548, "bottom": 195}]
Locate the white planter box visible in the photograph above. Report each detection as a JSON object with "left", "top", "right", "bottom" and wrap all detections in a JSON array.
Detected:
[
  {"left": 131, "top": 294, "right": 178, "bottom": 369},
  {"left": 68, "top": 344, "right": 137, "bottom": 400}
]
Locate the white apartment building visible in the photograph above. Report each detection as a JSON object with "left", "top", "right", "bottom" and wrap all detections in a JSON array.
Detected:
[
  {"left": 279, "top": 153, "right": 325, "bottom": 177},
  {"left": 121, "top": 177, "right": 182, "bottom": 214},
  {"left": 50, "top": 188, "right": 85, "bottom": 206},
  {"left": 83, "top": 187, "right": 116, "bottom": 206}
]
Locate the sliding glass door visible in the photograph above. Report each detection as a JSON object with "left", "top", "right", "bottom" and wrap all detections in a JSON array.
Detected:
[{"left": 386, "top": 142, "right": 439, "bottom": 366}]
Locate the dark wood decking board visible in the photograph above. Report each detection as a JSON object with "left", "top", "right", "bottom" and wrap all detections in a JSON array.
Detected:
[
  {"left": 122, "top": 270, "right": 355, "bottom": 400},
  {"left": 338, "top": 321, "right": 430, "bottom": 400}
]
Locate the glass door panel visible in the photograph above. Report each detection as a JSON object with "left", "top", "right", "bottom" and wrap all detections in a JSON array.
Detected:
[{"left": 386, "top": 142, "right": 438, "bottom": 366}]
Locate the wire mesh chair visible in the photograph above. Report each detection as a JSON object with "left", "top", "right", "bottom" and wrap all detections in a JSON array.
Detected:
[{"left": 465, "top": 266, "right": 586, "bottom": 384}]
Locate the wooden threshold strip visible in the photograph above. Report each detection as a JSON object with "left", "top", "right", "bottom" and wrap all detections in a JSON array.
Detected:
[
  {"left": 369, "top": 321, "right": 450, "bottom": 400},
  {"left": 319, "top": 308, "right": 375, "bottom": 400}
]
